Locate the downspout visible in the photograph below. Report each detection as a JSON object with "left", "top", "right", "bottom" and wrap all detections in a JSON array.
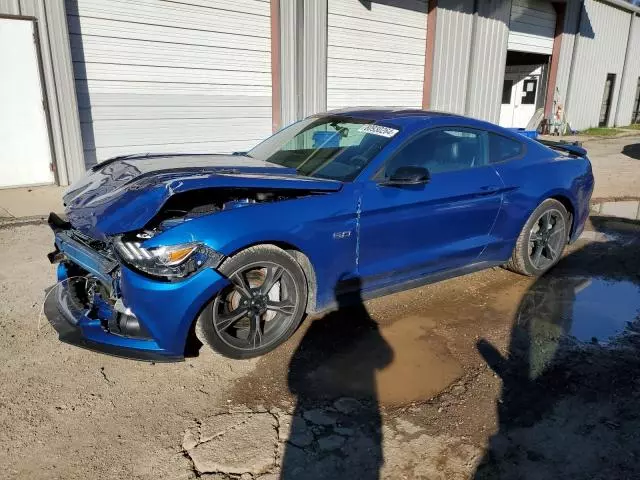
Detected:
[
  {"left": 544, "top": 2, "right": 566, "bottom": 119},
  {"left": 463, "top": 0, "right": 480, "bottom": 116},
  {"left": 563, "top": 0, "right": 585, "bottom": 128},
  {"left": 422, "top": 0, "right": 438, "bottom": 109},
  {"left": 295, "top": 0, "right": 305, "bottom": 121},
  {"left": 270, "top": 0, "right": 281, "bottom": 132}
]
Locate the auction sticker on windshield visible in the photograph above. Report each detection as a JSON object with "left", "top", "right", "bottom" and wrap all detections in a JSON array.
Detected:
[{"left": 358, "top": 124, "right": 399, "bottom": 138}]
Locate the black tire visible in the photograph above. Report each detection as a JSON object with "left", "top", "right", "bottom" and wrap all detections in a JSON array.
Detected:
[
  {"left": 506, "top": 199, "right": 570, "bottom": 277},
  {"left": 195, "top": 244, "right": 308, "bottom": 359}
]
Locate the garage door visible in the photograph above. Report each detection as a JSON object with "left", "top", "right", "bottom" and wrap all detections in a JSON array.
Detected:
[
  {"left": 508, "top": 0, "right": 556, "bottom": 55},
  {"left": 327, "top": 0, "right": 427, "bottom": 111},
  {"left": 66, "top": 0, "right": 272, "bottom": 166}
]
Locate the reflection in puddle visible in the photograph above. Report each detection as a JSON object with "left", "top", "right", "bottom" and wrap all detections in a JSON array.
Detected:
[
  {"left": 569, "top": 279, "right": 640, "bottom": 342},
  {"left": 591, "top": 200, "right": 640, "bottom": 220},
  {"left": 519, "top": 277, "right": 640, "bottom": 345},
  {"left": 511, "top": 276, "right": 640, "bottom": 380}
]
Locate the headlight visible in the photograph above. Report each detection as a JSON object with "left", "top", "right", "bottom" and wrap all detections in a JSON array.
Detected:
[{"left": 112, "top": 237, "right": 224, "bottom": 280}]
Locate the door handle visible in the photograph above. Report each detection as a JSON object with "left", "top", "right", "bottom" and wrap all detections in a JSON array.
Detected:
[{"left": 479, "top": 185, "right": 501, "bottom": 194}]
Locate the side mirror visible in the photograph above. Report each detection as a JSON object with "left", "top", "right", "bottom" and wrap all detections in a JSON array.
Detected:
[{"left": 381, "top": 166, "right": 430, "bottom": 186}]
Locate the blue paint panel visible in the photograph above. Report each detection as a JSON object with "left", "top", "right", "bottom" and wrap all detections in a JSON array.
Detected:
[
  {"left": 119, "top": 266, "right": 230, "bottom": 354},
  {"left": 47, "top": 109, "right": 594, "bottom": 359},
  {"left": 357, "top": 166, "right": 504, "bottom": 285}
]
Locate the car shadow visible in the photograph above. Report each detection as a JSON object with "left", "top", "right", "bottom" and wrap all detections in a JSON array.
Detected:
[
  {"left": 280, "top": 277, "right": 393, "bottom": 480},
  {"left": 473, "top": 218, "right": 640, "bottom": 479},
  {"left": 622, "top": 143, "right": 640, "bottom": 160}
]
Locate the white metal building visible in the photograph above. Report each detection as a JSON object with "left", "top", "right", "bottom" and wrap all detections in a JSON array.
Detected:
[{"left": 0, "top": 0, "right": 639, "bottom": 188}]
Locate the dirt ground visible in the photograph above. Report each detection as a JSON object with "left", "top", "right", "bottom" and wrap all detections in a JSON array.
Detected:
[
  {"left": 0, "top": 137, "right": 639, "bottom": 480},
  {"left": 581, "top": 135, "right": 640, "bottom": 200}
]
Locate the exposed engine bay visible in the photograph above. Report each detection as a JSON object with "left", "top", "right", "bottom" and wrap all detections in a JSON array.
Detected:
[{"left": 143, "top": 188, "right": 317, "bottom": 235}]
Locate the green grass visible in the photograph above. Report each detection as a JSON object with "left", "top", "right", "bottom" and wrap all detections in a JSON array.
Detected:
[
  {"left": 624, "top": 124, "right": 640, "bottom": 130},
  {"left": 580, "top": 127, "right": 626, "bottom": 136}
]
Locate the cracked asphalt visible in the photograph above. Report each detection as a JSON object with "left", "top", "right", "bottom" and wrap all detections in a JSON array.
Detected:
[{"left": 1, "top": 136, "right": 639, "bottom": 480}]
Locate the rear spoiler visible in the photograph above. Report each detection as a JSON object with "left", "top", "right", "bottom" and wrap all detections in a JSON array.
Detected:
[{"left": 537, "top": 139, "right": 588, "bottom": 158}]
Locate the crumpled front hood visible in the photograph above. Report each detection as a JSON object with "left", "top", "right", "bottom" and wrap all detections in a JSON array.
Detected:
[{"left": 64, "top": 153, "right": 342, "bottom": 239}]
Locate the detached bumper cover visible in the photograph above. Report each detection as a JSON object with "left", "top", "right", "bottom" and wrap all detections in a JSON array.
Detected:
[
  {"left": 45, "top": 215, "right": 230, "bottom": 361},
  {"left": 44, "top": 278, "right": 184, "bottom": 362}
]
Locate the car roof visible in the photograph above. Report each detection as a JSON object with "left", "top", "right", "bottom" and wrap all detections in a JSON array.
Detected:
[
  {"left": 325, "top": 107, "right": 465, "bottom": 122},
  {"left": 324, "top": 107, "right": 520, "bottom": 131},
  {"left": 321, "top": 107, "right": 550, "bottom": 153}
]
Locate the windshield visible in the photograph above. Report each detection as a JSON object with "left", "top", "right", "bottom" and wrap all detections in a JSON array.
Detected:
[{"left": 248, "top": 116, "right": 398, "bottom": 181}]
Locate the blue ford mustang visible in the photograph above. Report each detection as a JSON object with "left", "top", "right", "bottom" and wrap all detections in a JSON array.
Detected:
[{"left": 45, "top": 109, "right": 594, "bottom": 360}]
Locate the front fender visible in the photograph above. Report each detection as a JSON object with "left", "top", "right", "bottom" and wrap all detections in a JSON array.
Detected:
[{"left": 144, "top": 189, "right": 360, "bottom": 311}]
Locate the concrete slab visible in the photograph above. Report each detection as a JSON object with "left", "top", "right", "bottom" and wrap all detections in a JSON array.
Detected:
[
  {"left": 0, "top": 185, "right": 65, "bottom": 218},
  {"left": 0, "top": 206, "right": 12, "bottom": 219}
]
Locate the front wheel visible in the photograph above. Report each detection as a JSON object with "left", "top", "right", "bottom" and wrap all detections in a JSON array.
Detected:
[
  {"left": 195, "top": 245, "right": 308, "bottom": 359},
  {"left": 506, "top": 199, "right": 570, "bottom": 277}
]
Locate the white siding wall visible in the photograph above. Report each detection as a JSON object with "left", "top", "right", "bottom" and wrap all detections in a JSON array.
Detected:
[
  {"left": 431, "top": 0, "right": 474, "bottom": 115},
  {"left": 566, "top": 0, "right": 631, "bottom": 130},
  {"left": 67, "top": 0, "right": 272, "bottom": 166},
  {"left": 466, "top": 0, "right": 512, "bottom": 123},
  {"left": 615, "top": 14, "right": 640, "bottom": 126},
  {"left": 327, "top": 0, "right": 427, "bottom": 110},
  {"left": 508, "top": 0, "right": 556, "bottom": 54}
]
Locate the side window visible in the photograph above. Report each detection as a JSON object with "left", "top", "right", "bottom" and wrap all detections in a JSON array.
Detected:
[
  {"left": 521, "top": 79, "right": 537, "bottom": 105},
  {"left": 384, "top": 128, "right": 487, "bottom": 177},
  {"left": 489, "top": 133, "right": 523, "bottom": 164}
]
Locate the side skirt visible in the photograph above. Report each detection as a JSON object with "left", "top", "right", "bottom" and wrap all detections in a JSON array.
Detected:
[{"left": 312, "top": 260, "right": 504, "bottom": 314}]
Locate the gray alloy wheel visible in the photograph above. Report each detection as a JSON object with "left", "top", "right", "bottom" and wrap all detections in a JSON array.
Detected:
[
  {"left": 195, "top": 245, "right": 308, "bottom": 359},
  {"left": 527, "top": 208, "right": 567, "bottom": 270},
  {"left": 506, "top": 199, "right": 570, "bottom": 277}
]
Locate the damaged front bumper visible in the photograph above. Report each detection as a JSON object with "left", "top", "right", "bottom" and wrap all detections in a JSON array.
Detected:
[{"left": 45, "top": 213, "right": 230, "bottom": 361}]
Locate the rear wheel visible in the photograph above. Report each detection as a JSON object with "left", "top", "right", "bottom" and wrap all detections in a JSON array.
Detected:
[
  {"left": 195, "top": 245, "right": 307, "bottom": 359},
  {"left": 506, "top": 199, "right": 570, "bottom": 276}
]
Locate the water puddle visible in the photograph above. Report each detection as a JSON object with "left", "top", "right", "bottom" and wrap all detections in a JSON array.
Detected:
[
  {"left": 517, "top": 276, "right": 640, "bottom": 346},
  {"left": 308, "top": 316, "right": 463, "bottom": 406}
]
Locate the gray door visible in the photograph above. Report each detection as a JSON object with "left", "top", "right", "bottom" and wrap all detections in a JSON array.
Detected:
[
  {"left": 633, "top": 77, "right": 640, "bottom": 125},
  {"left": 599, "top": 74, "right": 616, "bottom": 127}
]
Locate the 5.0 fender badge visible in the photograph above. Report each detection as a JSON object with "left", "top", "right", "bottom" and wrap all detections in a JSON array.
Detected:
[{"left": 333, "top": 231, "right": 352, "bottom": 240}]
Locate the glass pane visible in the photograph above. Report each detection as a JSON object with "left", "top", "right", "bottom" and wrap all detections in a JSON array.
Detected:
[
  {"left": 248, "top": 117, "right": 396, "bottom": 182},
  {"left": 502, "top": 80, "right": 514, "bottom": 104},
  {"left": 386, "top": 129, "right": 485, "bottom": 176},
  {"left": 489, "top": 133, "right": 523, "bottom": 163},
  {"left": 521, "top": 79, "right": 537, "bottom": 105}
]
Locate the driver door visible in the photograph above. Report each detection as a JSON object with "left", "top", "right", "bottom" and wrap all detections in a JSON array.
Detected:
[{"left": 357, "top": 127, "right": 504, "bottom": 289}]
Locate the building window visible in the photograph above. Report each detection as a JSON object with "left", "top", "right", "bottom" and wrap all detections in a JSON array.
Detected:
[
  {"left": 502, "top": 80, "right": 514, "bottom": 104},
  {"left": 632, "top": 77, "right": 640, "bottom": 125},
  {"left": 599, "top": 73, "right": 616, "bottom": 127},
  {"left": 521, "top": 79, "right": 538, "bottom": 105}
]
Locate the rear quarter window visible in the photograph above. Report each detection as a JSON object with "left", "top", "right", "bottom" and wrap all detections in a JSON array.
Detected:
[{"left": 489, "top": 133, "right": 524, "bottom": 164}]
